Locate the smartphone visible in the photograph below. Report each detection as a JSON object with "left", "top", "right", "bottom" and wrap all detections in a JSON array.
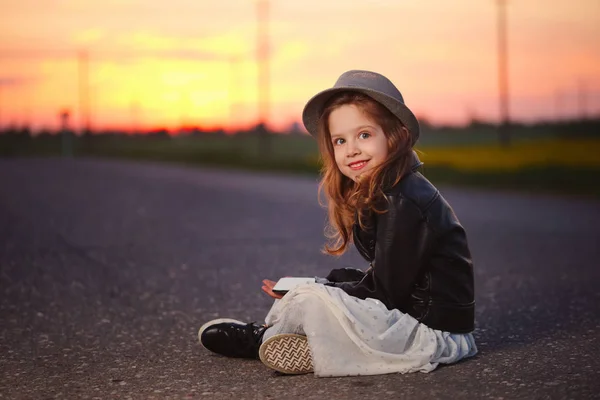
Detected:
[{"left": 272, "top": 277, "right": 315, "bottom": 294}]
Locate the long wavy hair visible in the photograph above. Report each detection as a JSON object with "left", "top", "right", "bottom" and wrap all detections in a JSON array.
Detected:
[{"left": 317, "top": 91, "right": 413, "bottom": 256}]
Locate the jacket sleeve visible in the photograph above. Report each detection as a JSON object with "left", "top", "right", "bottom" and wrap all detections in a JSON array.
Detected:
[
  {"left": 325, "top": 195, "right": 431, "bottom": 310},
  {"left": 325, "top": 267, "right": 368, "bottom": 283}
]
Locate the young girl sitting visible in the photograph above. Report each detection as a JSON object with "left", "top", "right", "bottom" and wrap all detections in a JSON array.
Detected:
[{"left": 198, "top": 70, "right": 477, "bottom": 377}]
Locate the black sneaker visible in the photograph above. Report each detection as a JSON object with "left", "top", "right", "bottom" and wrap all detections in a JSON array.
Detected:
[{"left": 198, "top": 318, "right": 267, "bottom": 359}]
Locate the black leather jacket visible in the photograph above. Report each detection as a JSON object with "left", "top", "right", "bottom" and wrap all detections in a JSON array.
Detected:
[{"left": 324, "top": 152, "right": 475, "bottom": 334}]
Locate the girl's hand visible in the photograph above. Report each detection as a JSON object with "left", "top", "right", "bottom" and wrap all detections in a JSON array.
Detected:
[{"left": 262, "top": 279, "right": 284, "bottom": 299}]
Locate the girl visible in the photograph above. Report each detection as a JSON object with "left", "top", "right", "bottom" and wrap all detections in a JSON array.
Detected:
[{"left": 198, "top": 70, "right": 477, "bottom": 377}]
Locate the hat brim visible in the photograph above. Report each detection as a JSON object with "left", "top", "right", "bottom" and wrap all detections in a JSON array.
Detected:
[{"left": 302, "top": 87, "right": 420, "bottom": 146}]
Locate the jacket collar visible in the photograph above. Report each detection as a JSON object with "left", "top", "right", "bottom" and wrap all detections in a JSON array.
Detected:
[{"left": 410, "top": 150, "right": 423, "bottom": 172}]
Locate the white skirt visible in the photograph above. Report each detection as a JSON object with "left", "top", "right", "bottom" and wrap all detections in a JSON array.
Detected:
[{"left": 263, "top": 283, "right": 477, "bottom": 377}]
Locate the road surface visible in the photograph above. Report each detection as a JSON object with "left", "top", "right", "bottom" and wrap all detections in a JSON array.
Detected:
[{"left": 1, "top": 158, "right": 599, "bottom": 399}]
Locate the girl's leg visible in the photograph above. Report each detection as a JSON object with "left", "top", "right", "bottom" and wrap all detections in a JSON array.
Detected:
[
  {"left": 258, "top": 291, "right": 329, "bottom": 374},
  {"left": 262, "top": 302, "right": 305, "bottom": 342}
]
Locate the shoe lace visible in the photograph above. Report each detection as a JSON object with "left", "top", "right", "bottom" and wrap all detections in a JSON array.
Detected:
[{"left": 232, "top": 322, "right": 265, "bottom": 349}]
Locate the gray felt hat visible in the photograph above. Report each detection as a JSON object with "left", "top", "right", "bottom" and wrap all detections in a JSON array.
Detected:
[{"left": 302, "top": 70, "right": 420, "bottom": 146}]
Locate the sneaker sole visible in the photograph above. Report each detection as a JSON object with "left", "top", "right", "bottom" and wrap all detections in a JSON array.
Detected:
[
  {"left": 259, "top": 334, "right": 313, "bottom": 375},
  {"left": 198, "top": 318, "right": 245, "bottom": 350}
]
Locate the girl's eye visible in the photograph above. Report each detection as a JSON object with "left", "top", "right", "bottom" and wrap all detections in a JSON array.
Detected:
[
  {"left": 359, "top": 131, "right": 371, "bottom": 139},
  {"left": 333, "top": 138, "right": 345, "bottom": 146}
]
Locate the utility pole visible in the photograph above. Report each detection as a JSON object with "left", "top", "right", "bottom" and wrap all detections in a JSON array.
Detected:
[
  {"left": 228, "top": 55, "right": 241, "bottom": 131},
  {"left": 78, "top": 50, "right": 91, "bottom": 134},
  {"left": 256, "top": 0, "right": 271, "bottom": 157},
  {"left": 578, "top": 79, "right": 588, "bottom": 120},
  {"left": 130, "top": 99, "right": 140, "bottom": 135},
  {"left": 497, "top": 0, "right": 510, "bottom": 146},
  {"left": 60, "top": 109, "right": 73, "bottom": 157},
  {"left": 554, "top": 89, "right": 564, "bottom": 122},
  {"left": 0, "top": 84, "right": 3, "bottom": 131}
]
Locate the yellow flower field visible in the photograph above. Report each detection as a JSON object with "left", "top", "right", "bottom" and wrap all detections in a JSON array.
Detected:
[{"left": 416, "top": 138, "right": 600, "bottom": 171}]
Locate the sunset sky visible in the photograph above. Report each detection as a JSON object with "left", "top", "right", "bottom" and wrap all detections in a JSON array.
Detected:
[{"left": 1, "top": 0, "right": 599, "bottom": 132}]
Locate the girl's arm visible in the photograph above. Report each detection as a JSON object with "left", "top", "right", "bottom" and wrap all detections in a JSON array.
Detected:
[{"left": 325, "top": 267, "right": 368, "bottom": 283}]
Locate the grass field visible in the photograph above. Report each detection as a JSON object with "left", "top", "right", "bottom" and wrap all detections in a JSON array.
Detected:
[
  {"left": 417, "top": 138, "right": 600, "bottom": 170},
  {"left": 1, "top": 131, "right": 599, "bottom": 197}
]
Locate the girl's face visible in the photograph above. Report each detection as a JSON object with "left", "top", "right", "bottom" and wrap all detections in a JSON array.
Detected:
[{"left": 328, "top": 104, "right": 388, "bottom": 182}]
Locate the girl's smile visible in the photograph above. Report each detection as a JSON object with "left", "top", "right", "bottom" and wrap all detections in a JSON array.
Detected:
[
  {"left": 328, "top": 104, "right": 388, "bottom": 182},
  {"left": 348, "top": 160, "right": 369, "bottom": 170}
]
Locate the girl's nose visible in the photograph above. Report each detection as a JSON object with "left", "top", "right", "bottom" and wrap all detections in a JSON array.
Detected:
[{"left": 346, "top": 141, "right": 360, "bottom": 157}]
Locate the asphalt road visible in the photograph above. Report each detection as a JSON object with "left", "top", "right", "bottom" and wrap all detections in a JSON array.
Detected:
[{"left": 1, "top": 158, "right": 599, "bottom": 400}]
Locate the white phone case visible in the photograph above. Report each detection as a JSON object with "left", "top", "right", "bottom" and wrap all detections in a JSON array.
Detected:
[{"left": 272, "top": 277, "right": 315, "bottom": 293}]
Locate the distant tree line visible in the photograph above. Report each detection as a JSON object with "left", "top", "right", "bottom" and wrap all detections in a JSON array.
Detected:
[{"left": 0, "top": 117, "right": 599, "bottom": 139}]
